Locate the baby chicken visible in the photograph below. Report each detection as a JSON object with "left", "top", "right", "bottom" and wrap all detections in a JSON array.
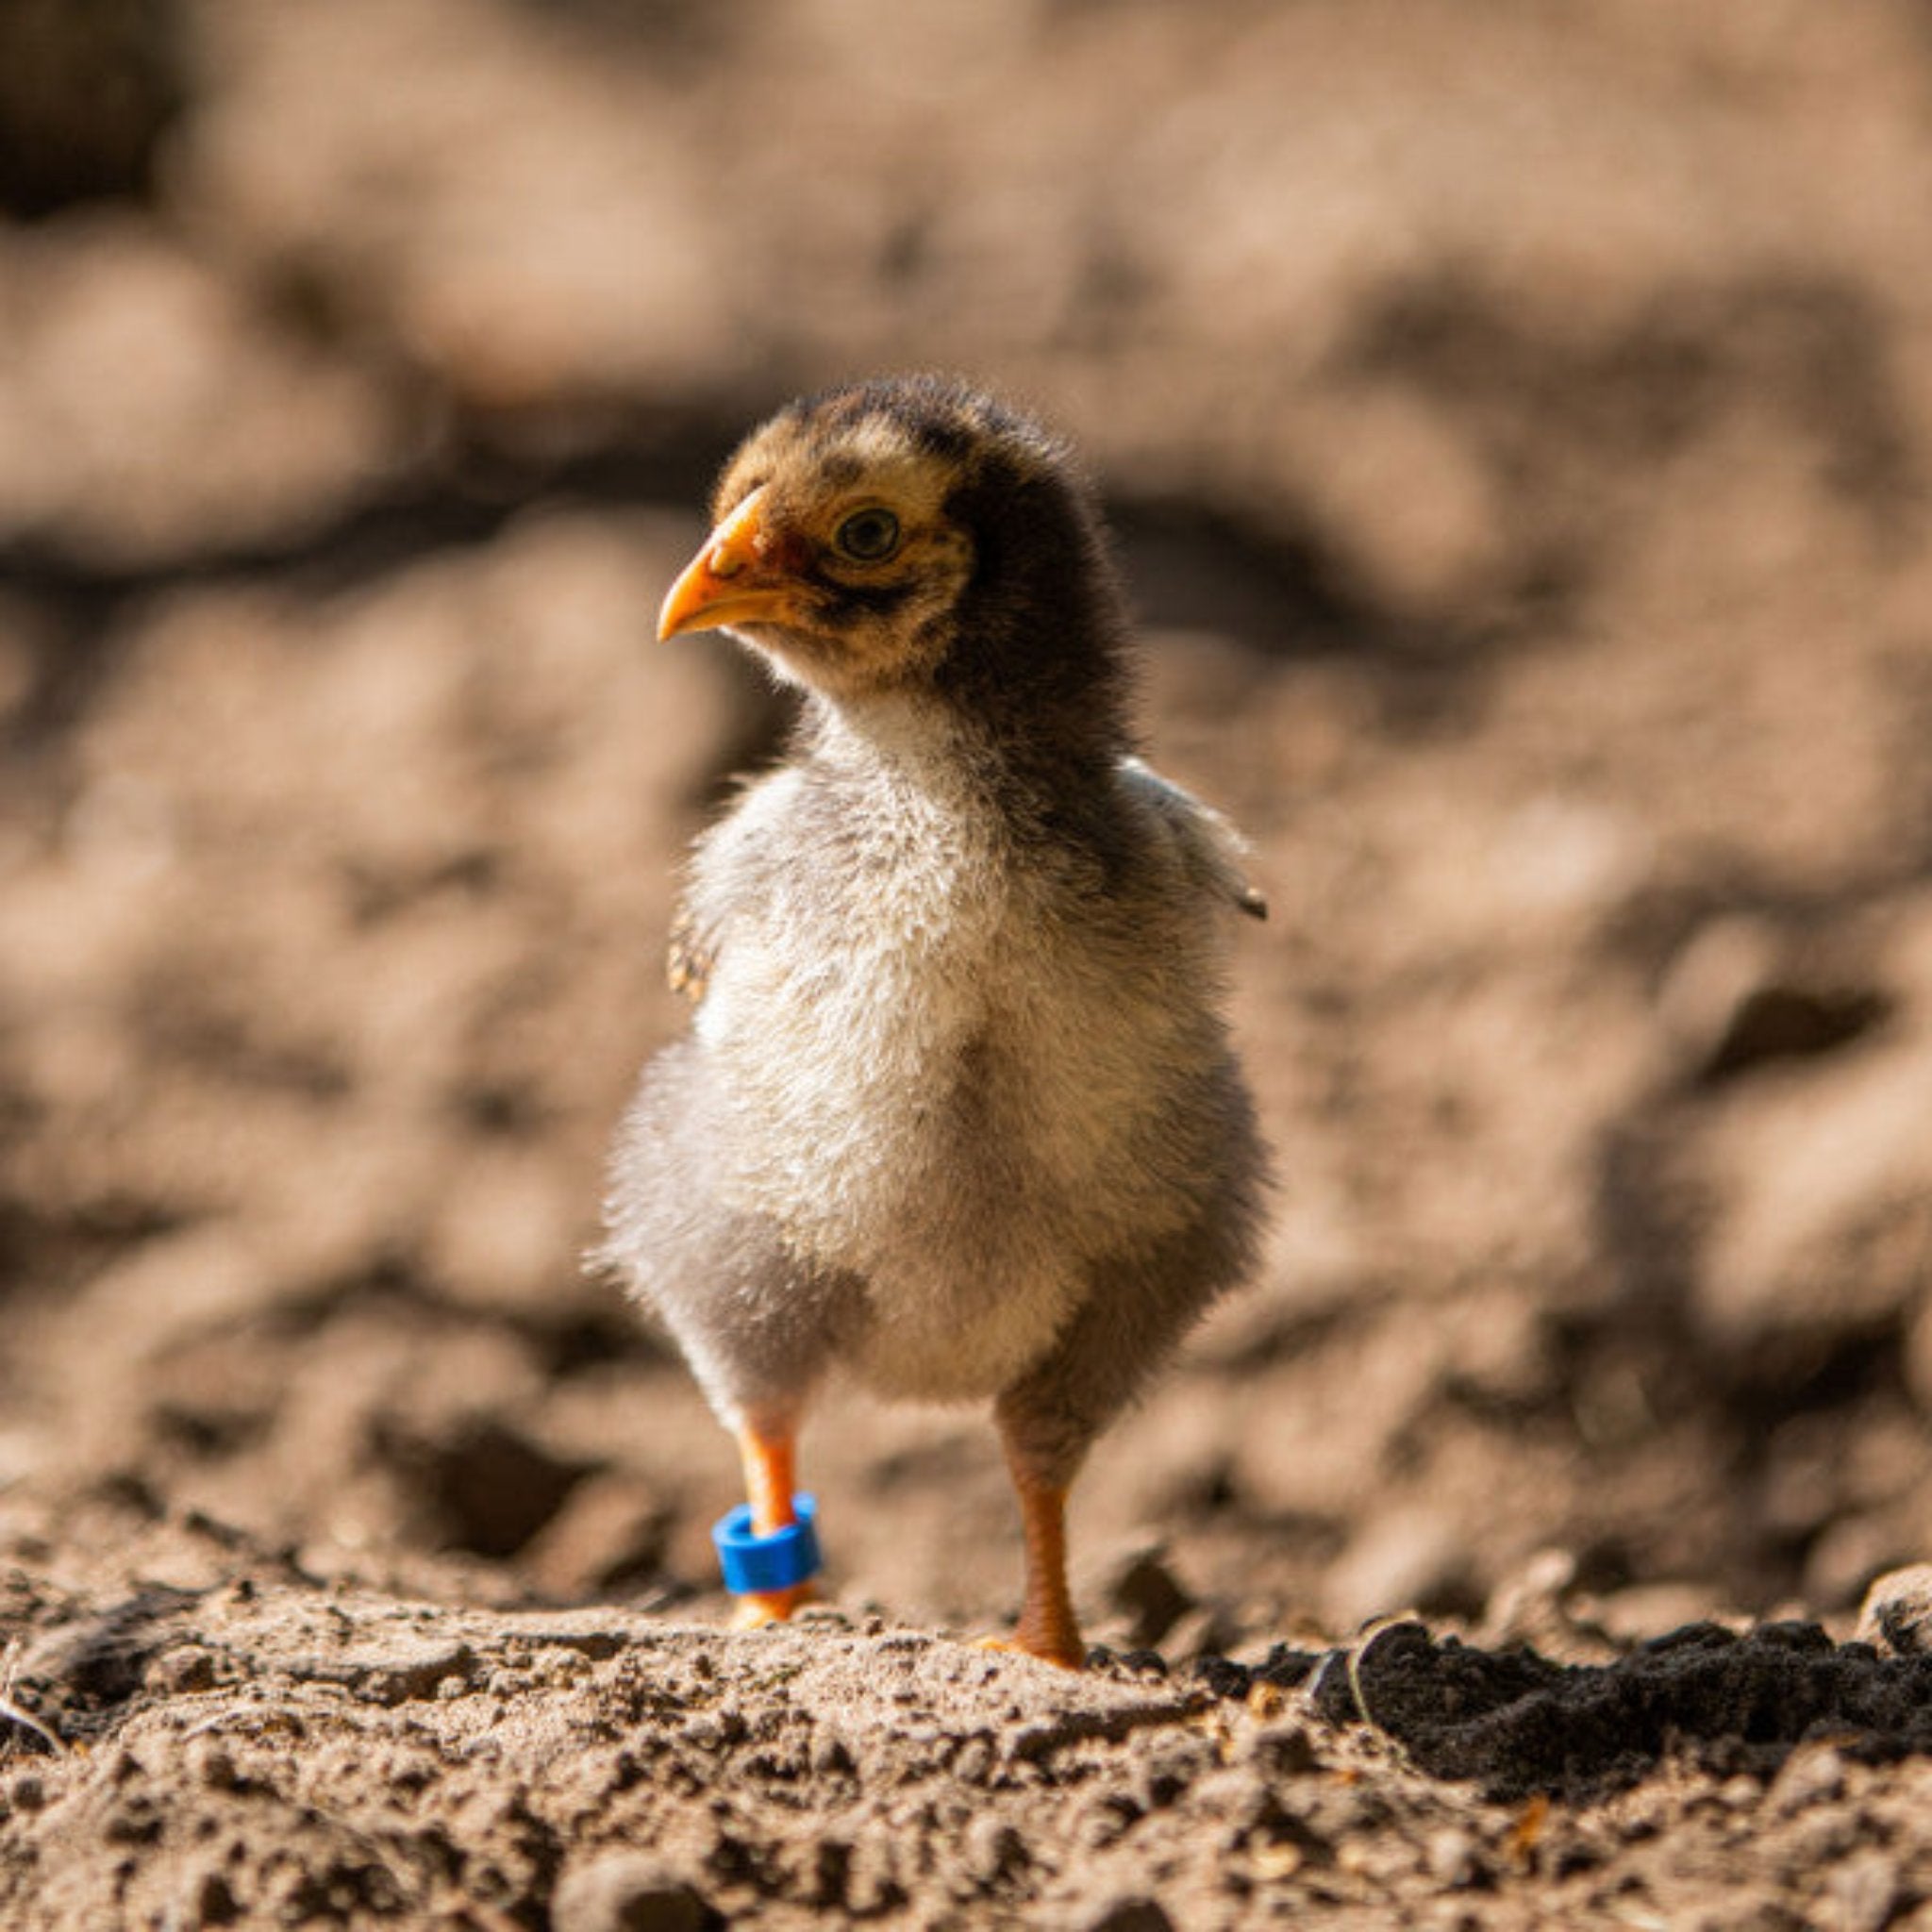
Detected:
[{"left": 603, "top": 376, "right": 1267, "bottom": 1667}]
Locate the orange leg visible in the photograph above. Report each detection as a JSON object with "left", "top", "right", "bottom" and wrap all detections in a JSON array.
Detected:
[
  {"left": 992, "top": 1440, "right": 1085, "bottom": 1670},
  {"left": 731, "top": 1421, "right": 816, "bottom": 1628}
]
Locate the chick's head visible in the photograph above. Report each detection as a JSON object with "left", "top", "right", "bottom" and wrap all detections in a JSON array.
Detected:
[{"left": 659, "top": 376, "right": 1126, "bottom": 720}]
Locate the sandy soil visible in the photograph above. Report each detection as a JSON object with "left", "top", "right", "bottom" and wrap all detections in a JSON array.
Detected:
[{"left": 5, "top": 2, "right": 1932, "bottom": 1925}]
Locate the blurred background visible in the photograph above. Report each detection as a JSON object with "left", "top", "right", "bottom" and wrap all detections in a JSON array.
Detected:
[{"left": 2, "top": 0, "right": 1930, "bottom": 1650}]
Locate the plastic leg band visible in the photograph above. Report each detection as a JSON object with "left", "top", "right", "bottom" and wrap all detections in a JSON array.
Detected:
[{"left": 712, "top": 1494, "right": 822, "bottom": 1596}]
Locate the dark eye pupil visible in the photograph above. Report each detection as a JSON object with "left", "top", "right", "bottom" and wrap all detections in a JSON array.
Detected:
[{"left": 837, "top": 509, "right": 899, "bottom": 560}]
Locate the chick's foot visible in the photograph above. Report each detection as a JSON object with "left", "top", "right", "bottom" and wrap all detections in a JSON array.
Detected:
[
  {"left": 974, "top": 1625, "right": 1086, "bottom": 1671},
  {"left": 730, "top": 1580, "right": 821, "bottom": 1629}
]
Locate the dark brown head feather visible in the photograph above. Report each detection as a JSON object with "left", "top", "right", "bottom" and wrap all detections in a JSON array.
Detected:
[{"left": 719, "top": 375, "right": 1138, "bottom": 775}]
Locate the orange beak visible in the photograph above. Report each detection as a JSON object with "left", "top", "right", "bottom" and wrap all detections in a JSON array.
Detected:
[{"left": 657, "top": 489, "right": 810, "bottom": 640}]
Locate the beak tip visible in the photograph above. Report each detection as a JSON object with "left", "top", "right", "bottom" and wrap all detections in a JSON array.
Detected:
[
  {"left": 656, "top": 491, "right": 790, "bottom": 642},
  {"left": 656, "top": 575, "right": 712, "bottom": 642}
]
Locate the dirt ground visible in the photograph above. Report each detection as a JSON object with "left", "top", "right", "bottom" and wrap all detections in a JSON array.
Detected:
[{"left": 6, "top": 2, "right": 1932, "bottom": 1925}]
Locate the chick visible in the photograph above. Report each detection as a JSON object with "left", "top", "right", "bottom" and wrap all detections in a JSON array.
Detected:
[{"left": 602, "top": 376, "right": 1267, "bottom": 1666}]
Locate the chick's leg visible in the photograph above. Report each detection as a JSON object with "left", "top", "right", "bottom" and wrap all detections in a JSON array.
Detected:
[
  {"left": 731, "top": 1418, "right": 817, "bottom": 1628},
  {"left": 994, "top": 1416, "right": 1086, "bottom": 1669}
]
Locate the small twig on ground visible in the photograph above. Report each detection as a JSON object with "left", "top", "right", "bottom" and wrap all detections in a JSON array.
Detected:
[{"left": 1342, "top": 1620, "right": 1418, "bottom": 1772}]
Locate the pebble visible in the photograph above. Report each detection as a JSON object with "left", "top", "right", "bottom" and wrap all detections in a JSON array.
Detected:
[
  {"left": 551, "top": 1854, "right": 708, "bottom": 1932},
  {"left": 1480, "top": 1548, "right": 1577, "bottom": 1644},
  {"left": 1855, "top": 1563, "right": 1932, "bottom": 1656},
  {"left": 1771, "top": 1745, "right": 1846, "bottom": 1815}
]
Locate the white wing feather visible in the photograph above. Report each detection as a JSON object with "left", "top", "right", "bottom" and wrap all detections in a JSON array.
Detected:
[{"left": 1118, "top": 756, "right": 1267, "bottom": 920}]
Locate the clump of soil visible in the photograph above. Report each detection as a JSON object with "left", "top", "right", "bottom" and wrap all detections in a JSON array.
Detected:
[{"left": 8, "top": 1506, "right": 1932, "bottom": 1928}]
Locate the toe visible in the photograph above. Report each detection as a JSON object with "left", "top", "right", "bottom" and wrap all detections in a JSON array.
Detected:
[
  {"left": 729, "top": 1580, "right": 819, "bottom": 1630},
  {"left": 973, "top": 1631, "right": 1086, "bottom": 1671}
]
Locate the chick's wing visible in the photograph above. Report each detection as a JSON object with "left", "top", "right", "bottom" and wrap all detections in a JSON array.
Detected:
[{"left": 1117, "top": 756, "right": 1266, "bottom": 921}]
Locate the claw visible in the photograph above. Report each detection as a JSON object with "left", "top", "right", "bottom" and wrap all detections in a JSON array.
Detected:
[
  {"left": 974, "top": 1630, "right": 1085, "bottom": 1671},
  {"left": 731, "top": 1579, "right": 821, "bottom": 1629}
]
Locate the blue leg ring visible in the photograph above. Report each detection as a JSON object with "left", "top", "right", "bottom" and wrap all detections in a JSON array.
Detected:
[{"left": 713, "top": 1494, "right": 822, "bottom": 1595}]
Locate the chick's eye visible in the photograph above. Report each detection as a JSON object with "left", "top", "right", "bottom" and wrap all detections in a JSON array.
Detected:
[{"left": 835, "top": 508, "right": 900, "bottom": 561}]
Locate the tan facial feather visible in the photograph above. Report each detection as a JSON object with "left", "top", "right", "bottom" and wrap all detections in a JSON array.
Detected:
[{"left": 708, "top": 425, "right": 978, "bottom": 697}]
